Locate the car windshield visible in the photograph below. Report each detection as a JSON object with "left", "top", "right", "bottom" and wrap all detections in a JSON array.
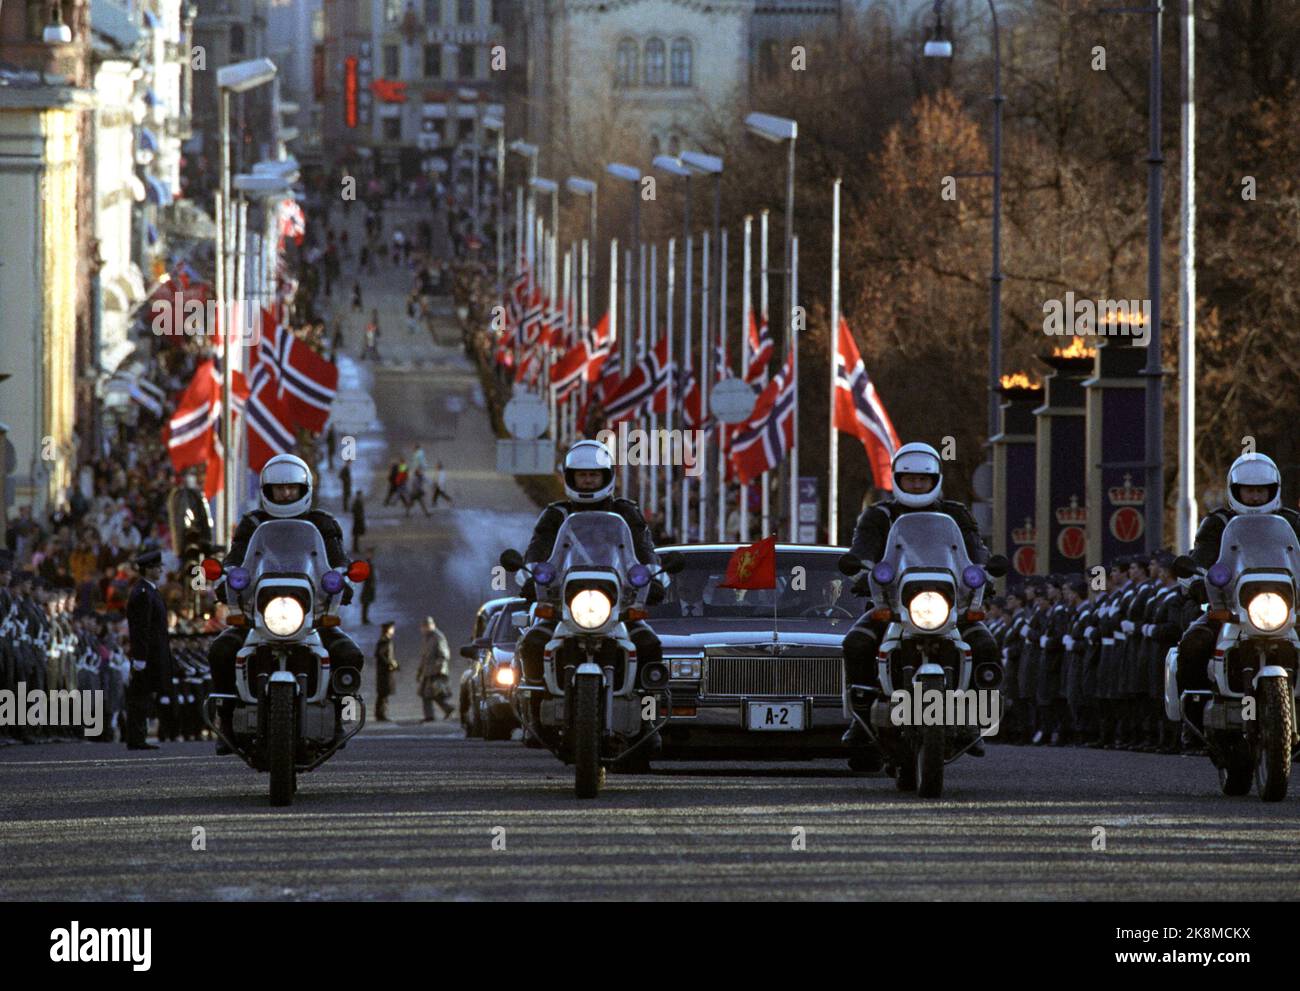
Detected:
[
  {"left": 546, "top": 512, "right": 640, "bottom": 576},
  {"left": 1211, "top": 514, "right": 1300, "bottom": 607},
  {"left": 646, "top": 550, "right": 850, "bottom": 620},
  {"left": 493, "top": 606, "right": 530, "bottom": 644},
  {"left": 240, "top": 519, "right": 330, "bottom": 586}
]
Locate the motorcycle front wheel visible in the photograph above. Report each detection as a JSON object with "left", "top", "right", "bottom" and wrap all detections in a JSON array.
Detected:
[
  {"left": 572, "top": 674, "right": 605, "bottom": 799},
  {"left": 1255, "top": 677, "right": 1293, "bottom": 802},
  {"left": 267, "top": 681, "right": 297, "bottom": 807}
]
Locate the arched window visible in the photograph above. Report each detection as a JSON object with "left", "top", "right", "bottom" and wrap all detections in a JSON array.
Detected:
[
  {"left": 615, "top": 39, "right": 638, "bottom": 89},
  {"left": 670, "top": 38, "right": 692, "bottom": 87},
  {"left": 644, "top": 38, "right": 666, "bottom": 87},
  {"left": 230, "top": 24, "right": 245, "bottom": 56}
]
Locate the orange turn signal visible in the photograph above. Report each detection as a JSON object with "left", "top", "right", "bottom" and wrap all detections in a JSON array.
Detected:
[
  {"left": 226, "top": 613, "right": 247, "bottom": 627},
  {"left": 1207, "top": 608, "right": 1233, "bottom": 622},
  {"left": 870, "top": 607, "right": 894, "bottom": 622},
  {"left": 966, "top": 610, "right": 986, "bottom": 621},
  {"left": 535, "top": 603, "right": 556, "bottom": 620},
  {"left": 626, "top": 606, "right": 648, "bottom": 621},
  {"left": 319, "top": 614, "right": 341, "bottom": 627}
]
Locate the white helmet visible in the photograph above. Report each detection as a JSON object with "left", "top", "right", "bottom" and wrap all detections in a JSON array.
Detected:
[
  {"left": 1227, "top": 452, "right": 1281, "bottom": 515},
  {"left": 562, "top": 439, "right": 615, "bottom": 504},
  {"left": 259, "top": 454, "right": 314, "bottom": 518},
  {"left": 891, "top": 442, "right": 943, "bottom": 509}
]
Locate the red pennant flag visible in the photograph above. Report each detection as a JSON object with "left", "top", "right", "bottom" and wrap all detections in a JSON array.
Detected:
[{"left": 718, "top": 536, "right": 777, "bottom": 590}]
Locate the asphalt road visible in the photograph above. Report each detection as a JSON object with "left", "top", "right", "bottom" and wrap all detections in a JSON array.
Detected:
[{"left": 2, "top": 732, "right": 1298, "bottom": 901}]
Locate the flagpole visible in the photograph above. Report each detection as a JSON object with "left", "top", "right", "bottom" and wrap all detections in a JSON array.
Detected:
[
  {"left": 561, "top": 244, "right": 572, "bottom": 445},
  {"left": 681, "top": 234, "right": 693, "bottom": 536},
  {"left": 740, "top": 215, "right": 752, "bottom": 543},
  {"left": 621, "top": 245, "right": 632, "bottom": 495},
  {"left": 216, "top": 189, "right": 229, "bottom": 547},
  {"left": 665, "top": 236, "right": 675, "bottom": 540},
  {"left": 759, "top": 209, "right": 771, "bottom": 539},
  {"left": 716, "top": 226, "right": 728, "bottom": 542},
  {"left": 829, "top": 177, "right": 841, "bottom": 545},
  {"left": 609, "top": 239, "right": 621, "bottom": 491},
  {"left": 581, "top": 237, "right": 590, "bottom": 335},
  {"left": 649, "top": 241, "right": 659, "bottom": 519},
  {"left": 698, "top": 230, "right": 710, "bottom": 542},
  {"left": 789, "top": 235, "right": 800, "bottom": 543},
  {"left": 638, "top": 240, "right": 648, "bottom": 508}
]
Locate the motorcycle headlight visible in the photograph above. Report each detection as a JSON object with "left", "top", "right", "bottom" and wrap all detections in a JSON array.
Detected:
[
  {"left": 263, "top": 596, "right": 305, "bottom": 636},
  {"left": 569, "top": 589, "right": 613, "bottom": 630},
  {"left": 494, "top": 665, "right": 516, "bottom": 687},
  {"left": 1246, "top": 591, "right": 1288, "bottom": 633},
  {"left": 906, "top": 590, "right": 950, "bottom": 631}
]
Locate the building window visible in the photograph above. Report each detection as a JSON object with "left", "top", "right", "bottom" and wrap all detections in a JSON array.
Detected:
[
  {"left": 423, "top": 44, "right": 442, "bottom": 78},
  {"left": 230, "top": 24, "right": 245, "bottom": 56},
  {"left": 670, "top": 38, "right": 693, "bottom": 87},
  {"left": 457, "top": 44, "right": 476, "bottom": 78},
  {"left": 759, "top": 40, "right": 779, "bottom": 80},
  {"left": 383, "top": 117, "right": 402, "bottom": 141},
  {"left": 424, "top": 0, "right": 441, "bottom": 22},
  {"left": 458, "top": 0, "right": 474, "bottom": 24},
  {"left": 615, "top": 39, "right": 637, "bottom": 89},
  {"left": 458, "top": 119, "right": 473, "bottom": 141},
  {"left": 384, "top": 44, "right": 400, "bottom": 77},
  {"left": 644, "top": 38, "right": 666, "bottom": 87},
  {"left": 385, "top": 0, "right": 403, "bottom": 22},
  {"left": 491, "top": 0, "right": 502, "bottom": 23}
]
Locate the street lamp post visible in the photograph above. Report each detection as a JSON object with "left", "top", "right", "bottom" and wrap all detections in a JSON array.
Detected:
[
  {"left": 509, "top": 140, "right": 538, "bottom": 267},
  {"left": 216, "top": 58, "right": 277, "bottom": 546},
  {"left": 565, "top": 176, "right": 598, "bottom": 330},
  {"left": 484, "top": 115, "right": 505, "bottom": 291},
  {"left": 459, "top": 88, "right": 482, "bottom": 241},
  {"left": 606, "top": 163, "right": 642, "bottom": 375},
  {"left": 744, "top": 113, "right": 797, "bottom": 539}
]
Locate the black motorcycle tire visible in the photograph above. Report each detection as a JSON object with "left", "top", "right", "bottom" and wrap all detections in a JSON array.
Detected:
[
  {"left": 572, "top": 674, "right": 604, "bottom": 799},
  {"left": 1216, "top": 734, "right": 1253, "bottom": 796},
  {"left": 916, "top": 676, "right": 945, "bottom": 798},
  {"left": 267, "top": 681, "right": 296, "bottom": 807},
  {"left": 1256, "top": 677, "right": 1293, "bottom": 802}
]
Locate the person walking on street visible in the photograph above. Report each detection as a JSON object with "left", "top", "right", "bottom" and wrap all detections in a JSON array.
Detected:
[
  {"left": 431, "top": 461, "right": 453, "bottom": 506},
  {"left": 340, "top": 461, "right": 353, "bottom": 515},
  {"left": 325, "top": 425, "right": 336, "bottom": 470},
  {"left": 417, "top": 617, "right": 456, "bottom": 721},
  {"left": 125, "top": 549, "right": 171, "bottom": 751},
  {"left": 411, "top": 443, "right": 427, "bottom": 474},
  {"left": 350, "top": 491, "right": 366, "bottom": 554},
  {"left": 359, "top": 549, "right": 377, "bottom": 624},
  {"left": 375, "top": 622, "right": 399, "bottom": 721},
  {"left": 406, "top": 468, "right": 432, "bottom": 517},
  {"left": 362, "top": 309, "right": 381, "bottom": 361}
]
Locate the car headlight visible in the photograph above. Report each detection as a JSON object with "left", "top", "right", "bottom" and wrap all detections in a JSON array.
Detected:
[
  {"left": 494, "top": 665, "right": 516, "bottom": 687},
  {"left": 569, "top": 589, "right": 612, "bottom": 630},
  {"left": 670, "top": 658, "right": 702, "bottom": 680},
  {"left": 1247, "top": 591, "right": 1289, "bottom": 632},
  {"left": 263, "top": 596, "right": 305, "bottom": 636},
  {"left": 906, "top": 590, "right": 950, "bottom": 631}
]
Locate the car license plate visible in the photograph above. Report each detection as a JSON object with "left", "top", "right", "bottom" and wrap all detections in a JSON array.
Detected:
[{"left": 748, "top": 701, "right": 804, "bottom": 731}]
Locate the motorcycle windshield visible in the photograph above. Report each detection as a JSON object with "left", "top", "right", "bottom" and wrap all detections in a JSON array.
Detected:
[
  {"left": 240, "top": 519, "right": 331, "bottom": 589},
  {"left": 880, "top": 512, "right": 972, "bottom": 579},
  {"left": 547, "top": 512, "right": 641, "bottom": 578},
  {"left": 1212, "top": 515, "right": 1300, "bottom": 603}
]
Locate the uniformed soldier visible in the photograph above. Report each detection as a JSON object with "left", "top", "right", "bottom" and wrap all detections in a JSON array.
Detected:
[
  {"left": 1035, "top": 575, "right": 1071, "bottom": 745},
  {"left": 0, "top": 551, "right": 16, "bottom": 741},
  {"left": 1116, "top": 554, "right": 1156, "bottom": 749},
  {"left": 1000, "top": 589, "right": 1027, "bottom": 742},
  {"left": 1061, "top": 575, "right": 1092, "bottom": 743},
  {"left": 1019, "top": 576, "right": 1048, "bottom": 743},
  {"left": 12, "top": 573, "right": 50, "bottom": 740},
  {"left": 125, "top": 548, "right": 172, "bottom": 751},
  {"left": 1076, "top": 578, "right": 1105, "bottom": 746},
  {"left": 1094, "top": 557, "right": 1130, "bottom": 748},
  {"left": 1143, "top": 550, "right": 1183, "bottom": 753}
]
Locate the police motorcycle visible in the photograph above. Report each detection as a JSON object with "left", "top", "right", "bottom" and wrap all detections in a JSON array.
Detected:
[
  {"left": 838, "top": 513, "right": 1008, "bottom": 798},
  {"left": 499, "top": 512, "right": 684, "bottom": 799},
  {"left": 200, "top": 520, "right": 370, "bottom": 806},
  {"left": 1165, "top": 515, "right": 1300, "bottom": 801}
]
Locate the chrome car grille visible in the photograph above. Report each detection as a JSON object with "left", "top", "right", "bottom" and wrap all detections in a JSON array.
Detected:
[{"left": 702, "top": 655, "right": 843, "bottom": 698}]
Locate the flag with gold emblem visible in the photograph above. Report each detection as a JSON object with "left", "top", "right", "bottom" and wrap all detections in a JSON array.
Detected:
[{"left": 718, "top": 536, "right": 777, "bottom": 590}]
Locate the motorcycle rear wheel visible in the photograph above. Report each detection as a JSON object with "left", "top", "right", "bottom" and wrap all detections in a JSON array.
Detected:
[
  {"left": 1255, "top": 677, "right": 1293, "bottom": 802},
  {"left": 267, "top": 682, "right": 297, "bottom": 807},
  {"left": 572, "top": 675, "right": 604, "bottom": 799}
]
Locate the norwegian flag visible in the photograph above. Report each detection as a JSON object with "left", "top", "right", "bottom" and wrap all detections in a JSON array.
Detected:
[
  {"left": 745, "top": 310, "right": 774, "bottom": 384},
  {"left": 551, "top": 338, "right": 610, "bottom": 401},
  {"left": 245, "top": 375, "right": 297, "bottom": 473},
  {"left": 165, "top": 360, "right": 223, "bottom": 472},
  {"left": 728, "top": 351, "right": 796, "bottom": 486},
  {"left": 833, "top": 317, "right": 901, "bottom": 490},
  {"left": 517, "top": 287, "right": 546, "bottom": 348},
  {"left": 252, "top": 310, "right": 338, "bottom": 434},
  {"left": 680, "top": 343, "right": 731, "bottom": 428},
  {"left": 604, "top": 337, "right": 672, "bottom": 426},
  {"left": 590, "top": 311, "right": 612, "bottom": 350},
  {"left": 514, "top": 342, "right": 543, "bottom": 387},
  {"left": 277, "top": 198, "right": 306, "bottom": 247}
]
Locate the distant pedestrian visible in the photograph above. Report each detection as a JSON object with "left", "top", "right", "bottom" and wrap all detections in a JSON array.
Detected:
[
  {"left": 350, "top": 491, "right": 366, "bottom": 554},
  {"left": 325, "top": 424, "right": 336, "bottom": 470},
  {"left": 384, "top": 459, "right": 410, "bottom": 506},
  {"left": 362, "top": 309, "right": 381, "bottom": 361},
  {"left": 374, "top": 621, "right": 398, "bottom": 721},
  {"left": 431, "top": 461, "right": 453, "bottom": 506},
  {"left": 417, "top": 617, "right": 455, "bottom": 721},
  {"left": 331, "top": 322, "right": 345, "bottom": 360},
  {"left": 360, "top": 551, "right": 376, "bottom": 624},
  {"left": 411, "top": 443, "right": 427, "bottom": 473},
  {"left": 340, "top": 461, "right": 353, "bottom": 516},
  {"left": 406, "top": 469, "right": 431, "bottom": 517},
  {"left": 351, "top": 281, "right": 363, "bottom": 313}
]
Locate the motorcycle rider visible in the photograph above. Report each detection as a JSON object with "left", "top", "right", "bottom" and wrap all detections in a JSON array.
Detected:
[
  {"left": 516, "top": 439, "right": 664, "bottom": 685},
  {"left": 841, "top": 442, "right": 999, "bottom": 753},
  {"left": 207, "top": 454, "right": 365, "bottom": 752},
  {"left": 1175, "top": 453, "right": 1300, "bottom": 701}
]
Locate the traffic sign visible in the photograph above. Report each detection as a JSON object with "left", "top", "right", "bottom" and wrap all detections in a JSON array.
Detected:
[
  {"left": 503, "top": 393, "right": 549, "bottom": 439},
  {"left": 709, "top": 378, "right": 757, "bottom": 425}
]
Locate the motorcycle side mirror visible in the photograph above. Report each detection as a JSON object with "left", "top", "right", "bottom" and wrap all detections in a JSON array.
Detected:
[
  {"left": 458, "top": 644, "right": 478, "bottom": 660},
  {"left": 500, "top": 549, "right": 524, "bottom": 572},
  {"left": 1172, "top": 555, "right": 1199, "bottom": 579},
  {"left": 660, "top": 551, "right": 686, "bottom": 575},
  {"left": 985, "top": 554, "right": 1009, "bottom": 579},
  {"left": 838, "top": 553, "right": 863, "bottom": 577}
]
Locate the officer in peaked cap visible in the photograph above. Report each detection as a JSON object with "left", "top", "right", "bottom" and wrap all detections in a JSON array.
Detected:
[{"left": 125, "top": 547, "right": 171, "bottom": 750}]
